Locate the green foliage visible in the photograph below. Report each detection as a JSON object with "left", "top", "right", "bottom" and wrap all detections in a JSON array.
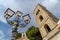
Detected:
[
  {"left": 26, "top": 26, "right": 42, "bottom": 40},
  {"left": 15, "top": 33, "right": 21, "bottom": 39}
]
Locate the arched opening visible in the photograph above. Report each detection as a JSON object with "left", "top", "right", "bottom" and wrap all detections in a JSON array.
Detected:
[
  {"left": 39, "top": 15, "right": 43, "bottom": 21},
  {"left": 44, "top": 24, "right": 51, "bottom": 33},
  {"left": 36, "top": 9, "right": 40, "bottom": 15},
  {"left": 23, "top": 34, "right": 25, "bottom": 37}
]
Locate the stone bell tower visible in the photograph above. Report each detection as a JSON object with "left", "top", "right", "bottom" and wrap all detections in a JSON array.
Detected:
[
  {"left": 33, "top": 4, "right": 59, "bottom": 40},
  {"left": 17, "top": 33, "right": 29, "bottom": 40}
]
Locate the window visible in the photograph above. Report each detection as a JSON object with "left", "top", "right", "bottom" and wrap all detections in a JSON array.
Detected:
[
  {"left": 23, "top": 35, "right": 25, "bottom": 37},
  {"left": 36, "top": 9, "right": 40, "bottom": 15},
  {"left": 39, "top": 15, "right": 43, "bottom": 21},
  {"left": 44, "top": 24, "right": 51, "bottom": 33}
]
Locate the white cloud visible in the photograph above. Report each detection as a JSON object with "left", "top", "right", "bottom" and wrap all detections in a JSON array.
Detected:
[
  {"left": 0, "top": 4, "right": 7, "bottom": 23},
  {"left": 0, "top": 15, "right": 7, "bottom": 23},
  {"left": 0, "top": 30, "right": 5, "bottom": 40},
  {"left": 0, "top": 0, "right": 21, "bottom": 11},
  {"left": 41, "top": 0, "right": 58, "bottom": 9},
  {"left": 40, "top": 0, "right": 60, "bottom": 19},
  {"left": 0, "top": 30, "right": 11, "bottom": 40}
]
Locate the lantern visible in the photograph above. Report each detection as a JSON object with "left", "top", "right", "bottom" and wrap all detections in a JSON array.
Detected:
[
  {"left": 4, "top": 8, "right": 15, "bottom": 20},
  {"left": 15, "top": 11, "right": 23, "bottom": 18},
  {"left": 23, "top": 14, "right": 31, "bottom": 24}
]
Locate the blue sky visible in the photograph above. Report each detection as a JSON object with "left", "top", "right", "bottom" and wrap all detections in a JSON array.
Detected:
[{"left": 0, "top": 0, "right": 60, "bottom": 40}]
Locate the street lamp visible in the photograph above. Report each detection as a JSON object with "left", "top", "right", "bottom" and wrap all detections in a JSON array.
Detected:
[{"left": 4, "top": 8, "right": 31, "bottom": 40}]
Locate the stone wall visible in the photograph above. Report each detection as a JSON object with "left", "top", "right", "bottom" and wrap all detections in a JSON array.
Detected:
[{"left": 33, "top": 4, "right": 60, "bottom": 40}]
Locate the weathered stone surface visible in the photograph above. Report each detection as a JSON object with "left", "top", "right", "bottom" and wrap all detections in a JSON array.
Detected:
[{"left": 33, "top": 3, "right": 60, "bottom": 40}]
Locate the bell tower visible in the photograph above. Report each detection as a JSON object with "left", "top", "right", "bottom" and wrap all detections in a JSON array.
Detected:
[
  {"left": 33, "top": 4, "right": 59, "bottom": 39},
  {"left": 17, "top": 33, "right": 29, "bottom": 40}
]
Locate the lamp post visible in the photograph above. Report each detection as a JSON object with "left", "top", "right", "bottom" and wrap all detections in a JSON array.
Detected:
[{"left": 4, "top": 8, "right": 31, "bottom": 40}]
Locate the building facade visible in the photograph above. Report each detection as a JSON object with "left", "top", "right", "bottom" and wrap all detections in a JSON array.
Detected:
[
  {"left": 17, "top": 33, "right": 29, "bottom": 40},
  {"left": 33, "top": 4, "right": 60, "bottom": 40}
]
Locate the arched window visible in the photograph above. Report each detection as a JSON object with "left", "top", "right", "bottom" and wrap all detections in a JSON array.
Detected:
[
  {"left": 23, "top": 34, "right": 25, "bottom": 37},
  {"left": 36, "top": 9, "right": 40, "bottom": 15},
  {"left": 39, "top": 15, "right": 43, "bottom": 21},
  {"left": 44, "top": 24, "right": 51, "bottom": 33}
]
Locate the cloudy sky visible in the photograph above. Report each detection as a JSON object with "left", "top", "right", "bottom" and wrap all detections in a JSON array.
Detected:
[{"left": 0, "top": 0, "right": 60, "bottom": 40}]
